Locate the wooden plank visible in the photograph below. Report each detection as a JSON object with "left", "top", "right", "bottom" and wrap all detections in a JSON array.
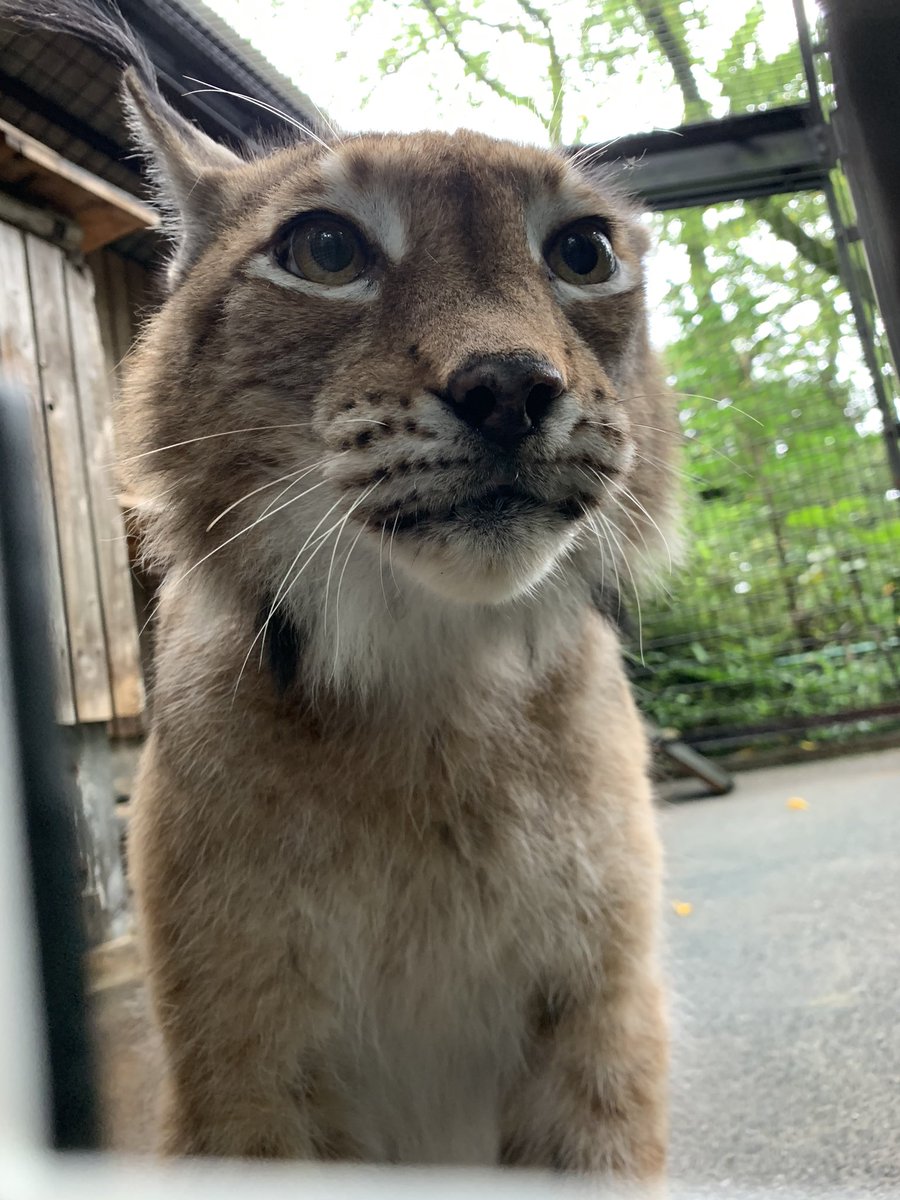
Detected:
[
  {"left": 85, "top": 250, "right": 118, "bottom": 378},
  {"left": 0, "top": 189, "right": 82, "bottom": 253},
  {"left": 25, "top": 233, "right": 113, "bottom": 724},
  {"left": 0, "top": 221, "right": 76, "bottom": 723},
  {"left": 124, "top": 255, "right": 153, "bottom": 343},
  {"left": 64, "top": 258, "right": 145, "bottom": 720},
  {"left": 0, "top": 117, "right": 159, "bottom": 252},
  {"left": 86, "top": 249, "right": 156, "bottom": 376},
  {"left": 103, "top": 250, "right": 134, "bottom": 371}
]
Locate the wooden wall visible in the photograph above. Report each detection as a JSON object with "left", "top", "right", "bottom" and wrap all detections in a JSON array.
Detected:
[
  {"left": 87, "top": 245, "right": 161, "bottom": 693},
  {"left": 0, "top": 220, "right": 145, "bottom": 726},
  {"left": 87, "top": 245, "right": 154, "bottom": 383}
]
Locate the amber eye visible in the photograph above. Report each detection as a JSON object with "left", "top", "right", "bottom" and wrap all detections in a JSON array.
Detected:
[
  {"left": 274, "top": 215, "right": 368, "bottom": 285},
  {"left": 545, "top": 219, "right": 617, "bottom": 285}
]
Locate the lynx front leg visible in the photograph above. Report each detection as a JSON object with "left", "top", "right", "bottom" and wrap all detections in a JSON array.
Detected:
[
  {"left": 500, "top": 972, "right": 668, "bottom": 1186},
  {"left": 151, "top": 956, "right": 343, "bottom": 1160}
]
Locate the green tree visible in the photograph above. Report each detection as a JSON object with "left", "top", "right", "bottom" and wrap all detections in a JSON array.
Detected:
[{"left": 348, "top": 0, "right": 900, "bottom": 735}]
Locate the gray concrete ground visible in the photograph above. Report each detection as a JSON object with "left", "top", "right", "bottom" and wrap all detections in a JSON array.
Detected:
[
  {"left": 661, "top": 748, "right": 900, "bottom": 1195},
  {"left": 89, "top": 748, "right": 900, "bottom": 1192}
]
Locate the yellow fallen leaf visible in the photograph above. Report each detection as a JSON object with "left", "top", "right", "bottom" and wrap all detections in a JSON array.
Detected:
[
  {"left": 800, "top": 740, "right": 816, "bottom": 751},
  {"left": 671, "top": 901, "right": 693, "bottom": 917},
  {"left": 787, "top": 796, "right": 809, "bottom": 810}
]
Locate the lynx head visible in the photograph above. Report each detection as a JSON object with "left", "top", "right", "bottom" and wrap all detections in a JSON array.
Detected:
[{"left": 112, "top": 66, "right": 678, "bottom": 691}]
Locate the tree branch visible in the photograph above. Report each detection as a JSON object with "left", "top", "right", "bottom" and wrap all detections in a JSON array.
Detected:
[
  {"left": 460, "top": 12, "right": 549, "bottom": 49},
  {"left": 516, "top": 0, "right": 553, "bottom": 34},
  {"left": 632, "top": 0, "right": 709, "bottom": 122},
  {"left": 418, "top": 0, "right": 547, "bottom": 128},
  {"left": 511, "top": 0, "right": 565, "bottom": 143}
]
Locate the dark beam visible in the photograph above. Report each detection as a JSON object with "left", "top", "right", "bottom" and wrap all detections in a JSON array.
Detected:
[
  {"left": 588, "top": 103, "right": 815, "bottom": 158},
  {"left": 621, "top": 125, "right": 827, "bottom": 210},
  {"left": 574, "top": 106, "right": 830, "bottom": 211}
]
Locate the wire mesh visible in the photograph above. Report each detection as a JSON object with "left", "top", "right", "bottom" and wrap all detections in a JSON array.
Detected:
[
  {"left": 625, "top": 0, "right": 809, "bottom": 123},
  {"left": 636, "top": 189, "right": 900, "bottom": 742},
  {"left": 0, "top": 23, "right": 140, "bottom": 199}
]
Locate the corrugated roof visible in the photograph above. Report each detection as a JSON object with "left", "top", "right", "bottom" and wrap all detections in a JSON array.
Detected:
[{"left": 171, "top": 0, "right": 324, "bottom": 129}]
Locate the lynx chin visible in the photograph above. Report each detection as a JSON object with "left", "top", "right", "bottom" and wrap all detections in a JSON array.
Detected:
[{"left": 10, "top": 0, "right": 681, "bottom": 1184}]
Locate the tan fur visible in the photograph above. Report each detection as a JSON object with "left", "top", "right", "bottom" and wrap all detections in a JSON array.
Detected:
[{"left": 121, "top": 100, "right": 678, "bottom": 1183}]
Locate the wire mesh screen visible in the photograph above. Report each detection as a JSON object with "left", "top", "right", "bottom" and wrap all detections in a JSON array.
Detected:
[
  {"left": 618, "top": 0, "right": 809, "bottom": 124},
  {"left": 635, "top": 189, "right": 900, "bottom": 743},
  {"left": 0, "top": 22, "right": 139, "bottom": 195}
]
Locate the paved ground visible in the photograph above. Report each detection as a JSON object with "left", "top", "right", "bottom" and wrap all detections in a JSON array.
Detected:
[
  {"left": 90, "top": 748, "right": 900, "bottom": 1192},
  {"left": 661, "top": 747, "right": 900, "bottom": 1195}
]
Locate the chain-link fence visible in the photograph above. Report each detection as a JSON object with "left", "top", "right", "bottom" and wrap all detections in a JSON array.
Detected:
[{"left": 636, "top": 188, "right": 900, "bottom": 745}]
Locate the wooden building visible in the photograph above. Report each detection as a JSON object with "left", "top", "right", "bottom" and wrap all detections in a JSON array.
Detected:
[{"left": 0, "top": 0, "right": 318, "bottom": 942}]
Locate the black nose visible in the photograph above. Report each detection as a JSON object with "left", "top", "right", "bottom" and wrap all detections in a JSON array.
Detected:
[{"left": 445, "top": 354, "right": 565, "bottom": 448}]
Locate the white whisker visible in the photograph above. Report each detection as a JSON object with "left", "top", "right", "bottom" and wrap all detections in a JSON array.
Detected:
[
  {"left": 630, "top": 448, "right": 705, "bottom": 486},
  {"left": 117, "top": 418, "right": 386, "bottom": 469},
  {"left": 625, "top": 388, "right": 765, "bottom": 430},
  {"left": 172, "top": 476, "right": 332, "bottom": 590},
  {"left": 332, "top": 512, "right": 376, "bottom": 680},
  {"left": 206, "top": 460, "right": 327, "bottom": 532},
  {"left": 614, "top": 481, "right": 673, "bottom": 572},
  {"left": 255, "top": 456, "right": 341, "bottom": 522},
  {"left": 323, "top": 507, "right": 354, "bottom": 636},
  {"left": 182, "top": 77, "right": 334, "bottom": 152},
  {"left": 626, "top": 421, "right": 752, "bottom": 476},
  {"left": 580, "top": 464, "right": 672, "bottom": 573},
  {"left": 299, "top": 94, "right": 344, "bottom": 145},
  {"left": 256, "top": 494, "right": 354, "bottom": 673},
  {"left": 378, "top": 522, "right": 392, "bottom": 617},
  {"left": 388, "top": 509, "right": 401, "bottom": 594},
  {"left": 596, "top": 508, "right": 644, "bottom": 666},
  {"left": 581, "top": 468, "right": 652, "bottom": 561},
  {"left": 117, "top": 423, "right": 316, "bottom": 465},
  {"left": 232, "top": 525, "right": 336, "bottom": 702},
  {"left": 671, "top": 390, "right": 764, "bottom": 428},
  {"left": 250, "top": 478, "right": 382, "bottom": 682},
  {"left": 585, "top": 511, "right": 621, "bottom": 624},
  {"left": 567, "top": 134, "right": 629, "bottom": 171}
]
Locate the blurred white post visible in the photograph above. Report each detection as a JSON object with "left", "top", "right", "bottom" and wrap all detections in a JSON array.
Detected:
[{"left": 0, "top": 564, "right": 49, "bottom": 1153}]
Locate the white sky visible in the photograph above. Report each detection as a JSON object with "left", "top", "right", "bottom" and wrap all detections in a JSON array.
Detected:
[{"left": 206, "top": 0, "right": 802, "bottom": 145}]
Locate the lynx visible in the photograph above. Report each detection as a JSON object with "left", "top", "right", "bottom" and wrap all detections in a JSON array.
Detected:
[{"left": 11, "top": 1, "right": 679, "bottom": 1183}]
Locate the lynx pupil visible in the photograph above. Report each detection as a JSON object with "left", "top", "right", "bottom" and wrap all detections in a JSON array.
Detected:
[
  {"left": 561, "top": 233, "right": 599, "bottom": 276},
  {"left": 310, "top": 227, "right": 354, "bottom": 273}
]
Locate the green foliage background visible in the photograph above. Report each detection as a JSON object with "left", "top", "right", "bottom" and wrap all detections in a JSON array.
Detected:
[{"left": 348, "top": 0, "right": 900, "bottom": 737}]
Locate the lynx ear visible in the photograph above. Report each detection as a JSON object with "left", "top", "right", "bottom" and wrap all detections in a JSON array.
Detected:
[{"left": 122, "top": 68, "right": 243, "bottom": 287}]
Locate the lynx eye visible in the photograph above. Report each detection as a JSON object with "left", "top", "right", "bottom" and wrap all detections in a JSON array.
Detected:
[
  {"left": 274, "top": 215, "right": 368, "bottom": 286},
  {"left": 546, "top": 219, "right": 617, "bottom": 286}
]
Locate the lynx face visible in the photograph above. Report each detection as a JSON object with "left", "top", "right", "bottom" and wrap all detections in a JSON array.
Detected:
[
  {"left": 232, "top": 136, "right": 653, "bottom": 605},
  {"left": 122, "top": 90, "right": 677, "bottom": 676}
]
